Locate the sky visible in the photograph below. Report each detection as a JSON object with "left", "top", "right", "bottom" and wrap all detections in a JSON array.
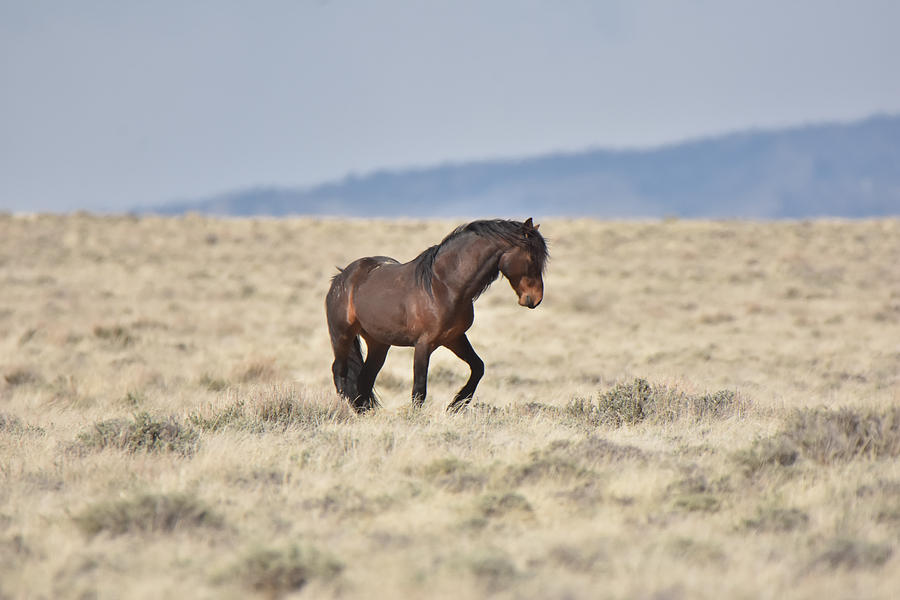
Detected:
[{"left": 2, "top": 1, "right": 899, "bottom": 212}]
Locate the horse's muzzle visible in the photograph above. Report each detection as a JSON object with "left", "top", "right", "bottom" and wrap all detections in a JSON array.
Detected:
[{"left": 520, "top": 294, "right": 541, "bottom": 309}]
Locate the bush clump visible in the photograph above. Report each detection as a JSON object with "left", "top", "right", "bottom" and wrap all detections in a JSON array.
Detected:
[
  {"left": 666, "top": 474, "right": 727, "bottom": 513},
  {"left": 737, "top": 407, "right": 900, "bottom": 473},
  {"left": 75, "top": 412, "right": 197, "bottom": 455},
  {"left": 466, "top": 550, "right": 519, "bottom": 592},
  {"left": 234, "top": 544, "right": 343, "bottom": 597},
  {"left": 742, "top": 506, "right": 810, "bottom": 533},
  {"left": 781, "top": 407, "right": 900, "bottom": 463},
  {"left": 810, "top": 538, "right": 893, "bottom": 571},
  {"left": 73, "top": 492, "right": 222, "bottom": 537},
  {"left": 477, "top": 492, "right": 534, "bottom": 519},
  {"left": 591, "top": 378, "right": 746, "bottom": 427},
  {"left": 0, "top": 412, "right": 22, "bottom": 432}
]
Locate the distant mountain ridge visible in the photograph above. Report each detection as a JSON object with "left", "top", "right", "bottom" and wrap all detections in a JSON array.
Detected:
[{"left": 149, "top": 114, "right": 900, "bottom": 218}]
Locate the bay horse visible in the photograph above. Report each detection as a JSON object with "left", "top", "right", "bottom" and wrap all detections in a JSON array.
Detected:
[{"left": 326, "top": 218, "right": 548, "bottom": 413}]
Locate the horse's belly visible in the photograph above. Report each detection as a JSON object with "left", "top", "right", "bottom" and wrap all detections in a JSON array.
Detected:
[{"left": 356, "top": 308, "right": 419, "bottom": 346}]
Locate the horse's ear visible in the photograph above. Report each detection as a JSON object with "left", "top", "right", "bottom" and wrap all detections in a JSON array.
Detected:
[
  {"left": 524, "top": 217, "right": 534, "bottom": 229},
  {"left": 523, "top": 217, "right": 539, "bottom": 237}
]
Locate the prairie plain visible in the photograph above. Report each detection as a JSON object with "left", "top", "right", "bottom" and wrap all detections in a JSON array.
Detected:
[{"left": 1, "top": 214, "right": 899, "bottom": 599}]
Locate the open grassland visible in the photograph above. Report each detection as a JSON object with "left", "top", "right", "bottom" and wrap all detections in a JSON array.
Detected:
[{"left": 1, "top": 214, "right": 899, "bottom": 599}]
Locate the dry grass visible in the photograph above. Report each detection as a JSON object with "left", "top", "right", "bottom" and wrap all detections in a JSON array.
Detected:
[{"left": 1, "top": 214, "right": 899, "bottom": 598}]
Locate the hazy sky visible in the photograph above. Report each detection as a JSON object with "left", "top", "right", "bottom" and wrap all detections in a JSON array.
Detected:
[{"left": 2, "top": 1, "right": 899, "bottom": 212}]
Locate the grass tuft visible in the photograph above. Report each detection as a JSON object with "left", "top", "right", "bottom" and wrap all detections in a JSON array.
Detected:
[
  {"left": 92, "top": 324, "right": 135, "bottom": 346},
  {"left": 3, "top": 367, "right": 42, "bottom": 387},
  {"left": 421, "top": 457, "right": 487, "bottom": 493},
  {"left": 233, "top": 358, "right": 278, "bottom": 383},
  {"left": 189, "top": 386, "right": 353, "bottom": 432},
  {"left": 563, "top": 397, "right": 603, "bottom": 427},
  {"left": 74, "top": 412, "right": 197, "bottom": 455},
  {"left": 199, "top": 373, "right": 229, "bottom": 392},
  {"left": 73, "top": 492, "right": 222, "bottom": 537}
]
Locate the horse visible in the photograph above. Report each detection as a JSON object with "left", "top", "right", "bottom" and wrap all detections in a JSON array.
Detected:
[{"left": 325, "top": 218, "right": 548, "bottom": 413}]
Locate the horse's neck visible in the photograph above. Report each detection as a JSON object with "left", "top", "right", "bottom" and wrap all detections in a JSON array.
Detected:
[{"left": 433, "top": 235, "right": 506, "bottom": 303}]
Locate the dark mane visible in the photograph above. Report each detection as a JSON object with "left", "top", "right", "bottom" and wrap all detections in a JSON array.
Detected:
[{"left": 414, "top": 219, "right": 549, "bottom": 294}]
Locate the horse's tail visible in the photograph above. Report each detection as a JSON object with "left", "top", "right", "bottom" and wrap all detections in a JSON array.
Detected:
[{"left": 326, "top": 266, "right": 379, "bottom": 411}]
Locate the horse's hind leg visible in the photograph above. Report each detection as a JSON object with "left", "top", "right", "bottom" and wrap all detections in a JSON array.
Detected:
[
  {"left": 443, "top": 334, "right": 484, "bottom": 412},
  {"left": 326, "top": 272, "right": 361, "bottom": 403},
  {"left": 356, "top": 338, "right": 389, "bottom": 412},
  {"left": 330, "top": 335, "right": 353, "bottom": 398}
]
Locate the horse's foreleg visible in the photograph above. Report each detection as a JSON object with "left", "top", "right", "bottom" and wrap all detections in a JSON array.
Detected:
[
  {"left": 444, "top": 334, "right": 484, "bottom": 412},
  {"left": 411, "top": 342, "right": 432, "bottom": 408}
]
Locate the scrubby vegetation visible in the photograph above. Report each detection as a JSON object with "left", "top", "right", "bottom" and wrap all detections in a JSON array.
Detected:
[
  {"left": 736, "top": 406, "right": 900, "bottom": 475},
  {"left": 587, "top": 377, "right": 747, "bottom": 426},
  {"left": 73, "top": 492, "right": 222, "bottom": 537},
  {"left": 1, "top": 215, "right": 899, "bottom": 599}
]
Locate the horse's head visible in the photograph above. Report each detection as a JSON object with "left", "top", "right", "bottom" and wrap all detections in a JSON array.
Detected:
[{"left": 499, "top": 218, "right": 547, "bottom": 309}]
